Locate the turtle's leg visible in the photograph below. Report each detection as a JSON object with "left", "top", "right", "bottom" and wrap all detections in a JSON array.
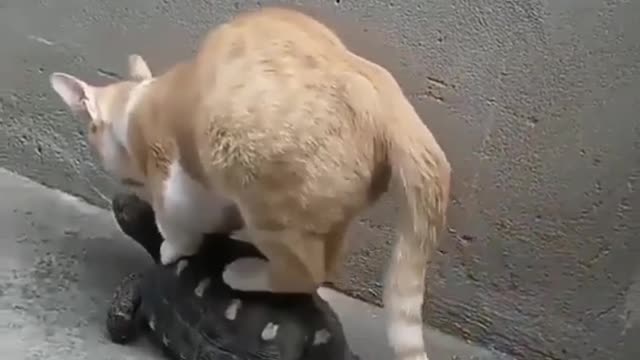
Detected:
[{"left": 106, "top": 272, "right": 144, "bottom": 344}]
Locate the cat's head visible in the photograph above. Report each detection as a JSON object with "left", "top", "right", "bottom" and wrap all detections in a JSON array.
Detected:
[{"left": 49, "top": 54, "right": 153, "bottom": 199}]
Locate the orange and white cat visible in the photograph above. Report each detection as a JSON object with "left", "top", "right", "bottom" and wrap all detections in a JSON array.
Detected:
[{"left": 49, "top": 7, "right": 451, "bottom": 360}]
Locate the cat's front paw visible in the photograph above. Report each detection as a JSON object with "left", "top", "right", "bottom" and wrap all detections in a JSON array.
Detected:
[{"left": 160, "top": 240, "right": 188, "bottom": 265}]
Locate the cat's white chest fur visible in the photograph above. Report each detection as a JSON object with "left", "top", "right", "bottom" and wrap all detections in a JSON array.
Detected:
[{"left": 162, "top": 161, "right": 235, "bottom": 234}]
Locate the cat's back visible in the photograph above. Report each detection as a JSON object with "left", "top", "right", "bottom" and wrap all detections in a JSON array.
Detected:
[
  {"left": 194, "top": 7, "right": 376, "bottom": 123},
  {"left": 193, "top": 7, "right": 355, "bottom": 97},
  {"left": 234, "top": 7, "right": 344, "bottom": 45},
  {"left": 198, "top": 7, "right": 346, "bottom": 66},
  {"left": 191, "top": 7, "right": 383, "bottom": 177}
]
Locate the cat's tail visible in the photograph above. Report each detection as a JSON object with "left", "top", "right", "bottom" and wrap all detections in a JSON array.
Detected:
[
  {"left": 382, "top": 81, "right": 451, "bottom": 360},
  {"left": 340, "top": 55, "right": 451, "bottom": 360}
]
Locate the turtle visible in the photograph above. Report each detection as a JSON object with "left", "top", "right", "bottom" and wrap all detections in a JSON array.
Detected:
[{"left": 106, "top": 192, "right": 360, "bottom": 360}]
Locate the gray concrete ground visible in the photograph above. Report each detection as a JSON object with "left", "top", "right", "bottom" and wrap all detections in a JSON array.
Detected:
[
  {"left": 2, "top": 1, "right": 640, "bottom": 359},
  {"left": 0, "top": 167, "right": 512, "bottom": 360}
]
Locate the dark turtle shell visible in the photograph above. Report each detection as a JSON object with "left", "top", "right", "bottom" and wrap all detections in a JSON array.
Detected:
[{"left": 106, "top": 193, "right": 359, "bottom": 360}]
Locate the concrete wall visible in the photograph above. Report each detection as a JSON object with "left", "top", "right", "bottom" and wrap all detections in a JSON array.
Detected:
[{"left": 1, "top": 0, "right": 638, "bottom": 359}]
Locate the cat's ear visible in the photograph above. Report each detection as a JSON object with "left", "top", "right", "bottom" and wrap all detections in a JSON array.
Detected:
[
  {"left": 128, "top": 54, "right": 152, "bottom": 81},
  {"left": 49, "top": 72, "right": 99, "bottom": 121}
]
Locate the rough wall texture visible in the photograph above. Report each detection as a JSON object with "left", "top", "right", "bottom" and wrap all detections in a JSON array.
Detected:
[{"left": 0, "top": 0, "right": 638, "bottom": 359}]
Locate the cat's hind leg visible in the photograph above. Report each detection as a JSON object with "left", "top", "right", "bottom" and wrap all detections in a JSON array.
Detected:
[{"left": 222, "top": 227, "right": 330, "bottom": 294}]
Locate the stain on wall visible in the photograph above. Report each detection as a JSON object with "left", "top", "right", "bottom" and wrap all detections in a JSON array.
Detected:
[{"left": 1, "top": 0, "right": 638, "bottom": 359}]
